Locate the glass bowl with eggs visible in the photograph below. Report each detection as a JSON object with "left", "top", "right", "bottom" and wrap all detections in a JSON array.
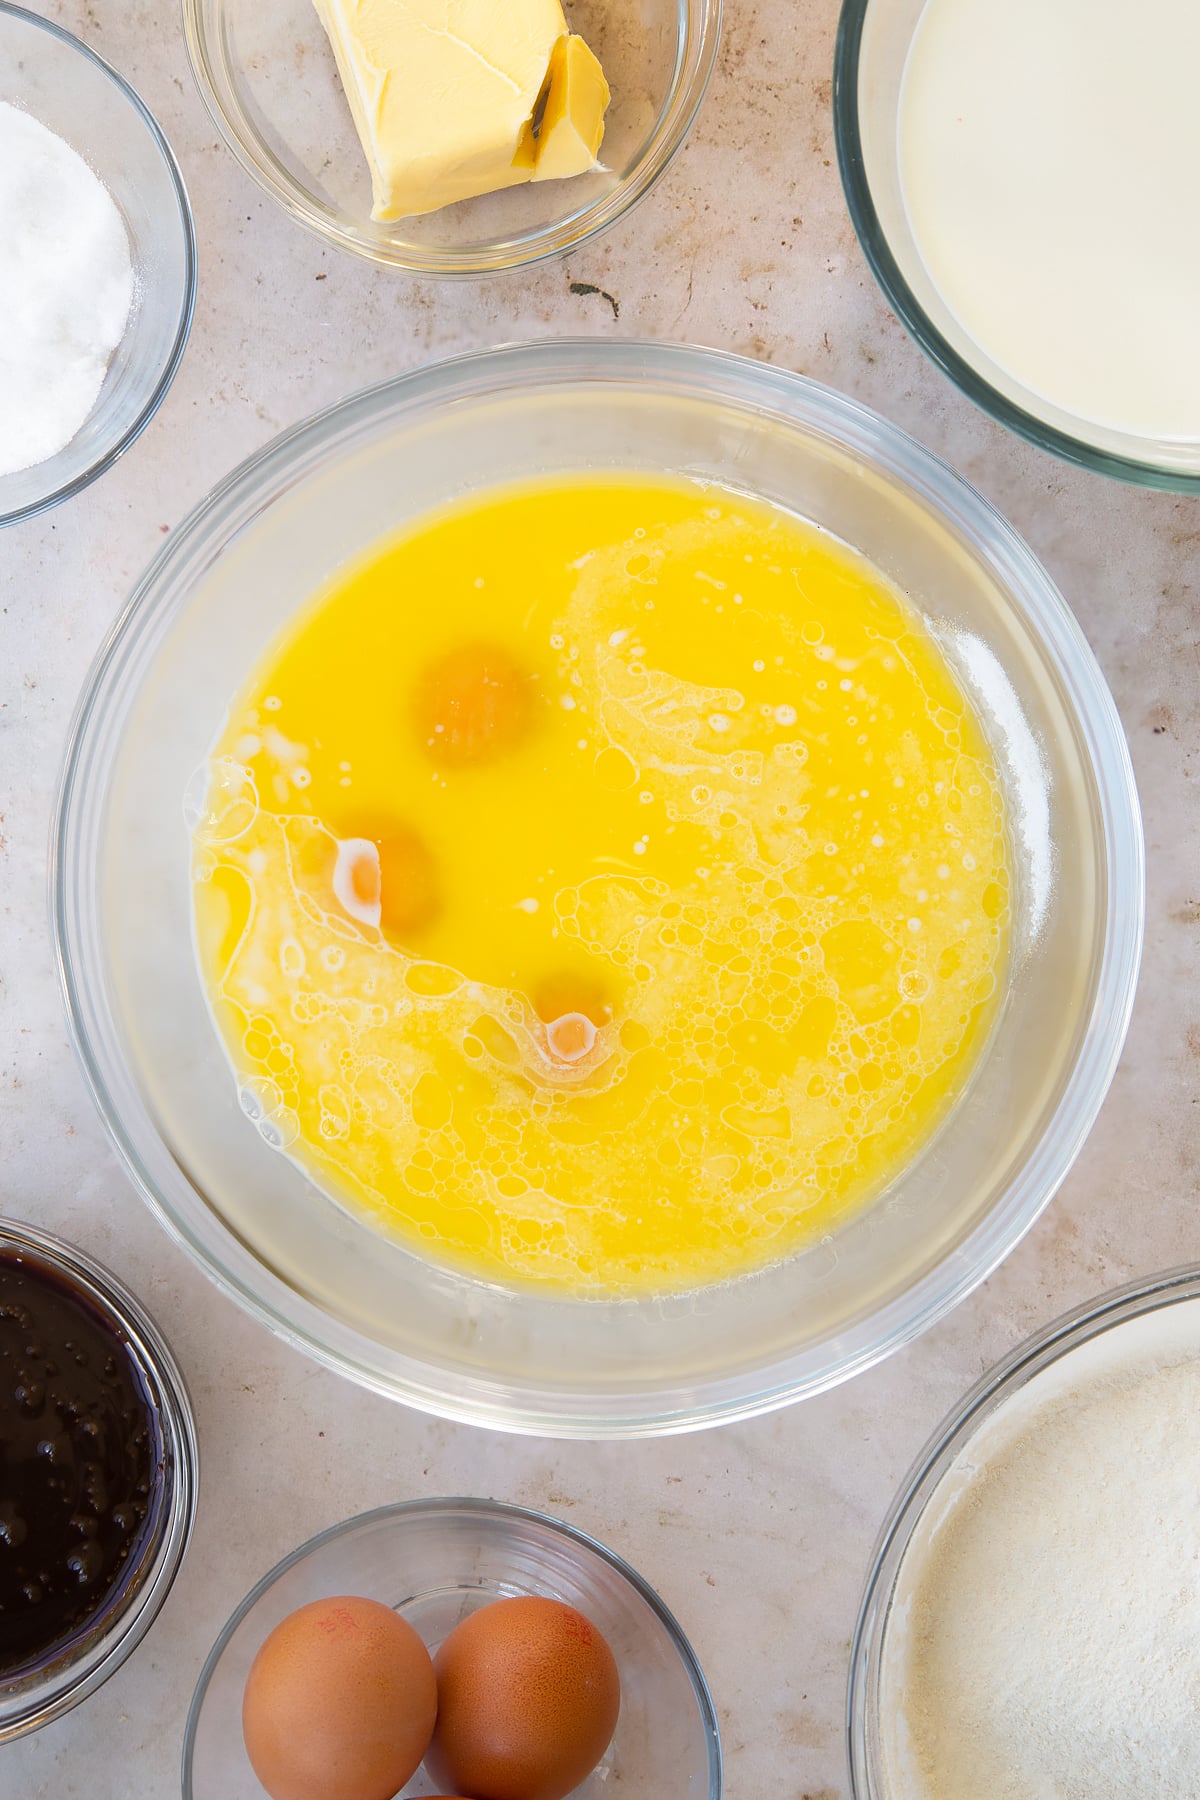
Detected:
[
  {"left": 182, "top": 0, "right": 720, "bottom": 274},
  {"left": 0, "top": 3, "right": 195, "bottom": 527},
  {"left": 183, "top": 1496, "right": 721, "bottom": 1800},
  {"left": 53, "top": 338, "right": 1143, "bottom": 1437}
]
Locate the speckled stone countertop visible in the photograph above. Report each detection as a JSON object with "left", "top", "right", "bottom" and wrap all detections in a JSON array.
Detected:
[{"left": 2, "top": 1, "right": 1198, "bottom": 1795}]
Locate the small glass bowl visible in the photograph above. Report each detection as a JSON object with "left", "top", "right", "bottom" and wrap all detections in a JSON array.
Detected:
[
  {"left": 0, "top": 4, "right": 196, "bottom": 527},
  {"left": 833, "top": 0, "right": 1200, "bottom": 490},
  {"left": 0, "top": 1218, "right": 198, "bottom": 1742},
  {"left": 847, "top": 1265, "right": 1200, "bottom": 1796},
  {"left": 183, "top": 0, "right": 720, "bottom": 274},
  {"left": 183, "top": 1497, "right": 722, "bottom": 1798}
]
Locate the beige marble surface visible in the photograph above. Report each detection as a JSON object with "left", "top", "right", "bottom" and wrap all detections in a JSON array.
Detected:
[{"left": 2, "top": 0, "right": 1199, "bottom": 1795}]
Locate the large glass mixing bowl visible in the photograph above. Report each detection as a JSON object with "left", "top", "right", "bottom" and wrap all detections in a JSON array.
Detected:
[{"left": 52, "top": 341, "right": 1143, "bottom": 1437}]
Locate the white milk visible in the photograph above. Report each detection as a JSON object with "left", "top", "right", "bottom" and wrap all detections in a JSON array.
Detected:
[{"left": 898, "top": 0, "right": 1200, "bottom": 442}]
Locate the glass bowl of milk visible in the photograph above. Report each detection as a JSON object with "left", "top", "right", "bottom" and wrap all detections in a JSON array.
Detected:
[
  {"left": 0, "top": 4, "right": 195, "bottom": 527},
  {"left": 835, "top": 0, "right": 1200, "bottom": 489}
]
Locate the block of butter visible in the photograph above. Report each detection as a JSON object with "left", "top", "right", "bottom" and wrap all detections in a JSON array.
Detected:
[{"left": 311, "top": 0, "right": 611, "bottom": 220}]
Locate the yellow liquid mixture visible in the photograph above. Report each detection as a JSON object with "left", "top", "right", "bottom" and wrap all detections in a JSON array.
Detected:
[{"left": 192, "top": 477, "right": 1009, "bottom": 1296}]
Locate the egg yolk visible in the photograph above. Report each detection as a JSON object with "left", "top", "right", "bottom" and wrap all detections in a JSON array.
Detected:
[
  {"left": 532, "top": 971, "right": 612, "bottom": 1030},
  {"left": 416, "top": 642, "right": 534, "bottom": 768},
  {"left": 330, "top": 826, "right": 440, "bottom": 940},
  {"left": 531, "top": 972, "right": 613, "bottom": 1065}
]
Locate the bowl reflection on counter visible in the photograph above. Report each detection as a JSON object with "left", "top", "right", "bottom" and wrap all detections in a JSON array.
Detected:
[{"left": 53, "top": 339, "right": 1143, "bottom": 1438}]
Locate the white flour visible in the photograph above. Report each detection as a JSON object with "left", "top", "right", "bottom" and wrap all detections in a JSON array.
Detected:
[
  {"left": 0, "top": 102, "right": 133, "bottom": 479},
  {"left": 885, "top": 1302, "right": 1200, "bottom": 1798}
]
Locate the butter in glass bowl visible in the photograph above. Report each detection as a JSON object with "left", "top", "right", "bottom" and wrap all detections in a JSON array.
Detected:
[
  {"left": 183, "top": 0, "right": 721, "bottom": 273},
  {"left": 312, "top": 0, "right": 610, "bottom": 220}
]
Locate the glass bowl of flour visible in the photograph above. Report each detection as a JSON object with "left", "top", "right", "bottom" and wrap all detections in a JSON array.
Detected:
[
  {"left": 851, "top": 1265, "right": 1200, "bottom": 1798},
  {"left": 0, "top": 5, "right": 195, "bottom": 527}
]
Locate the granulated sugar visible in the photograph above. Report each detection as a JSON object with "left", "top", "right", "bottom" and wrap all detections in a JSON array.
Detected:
[
  {"left": 0, "top": 102, "right": 133, "bottom": 479},
  {"left": 884, "top": 1301, "right": 1200, "bottom": 1798}
]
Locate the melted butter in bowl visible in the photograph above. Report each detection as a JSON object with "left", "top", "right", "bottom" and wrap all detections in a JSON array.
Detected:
[{"left": 191, "top": 474, "right": 1010, "bottom": 1299}]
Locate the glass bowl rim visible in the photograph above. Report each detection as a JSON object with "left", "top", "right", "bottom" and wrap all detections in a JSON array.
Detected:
[
  {"left": 180, "top": 1493, "right": 724, "bottom": 1800},
  {"left": 0, "top": 1215, "right": 199, "bottom": 1742},
  {"left": 845, "top": 1262, "right": 1200, "bottom": 1795},
  {"left": 181, "top": 0, "right": 722, "bottom": 276},
  {"left": 52, "top": 336, "right": 1144, "bottom": 1438},
  {"left": 0, "top": 0, "right": 197, "bottom": 528},
  {"left": 832, "top": 0, "right": 1200, "bottom": 493}
]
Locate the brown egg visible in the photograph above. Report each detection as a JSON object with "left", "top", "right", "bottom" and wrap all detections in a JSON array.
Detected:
[
  {"left": 242, "top": 1594, "right": 436, "bottom": 1800},
  {"left": 427, "top": 1596, "right": 621, "bottom": 1800}
]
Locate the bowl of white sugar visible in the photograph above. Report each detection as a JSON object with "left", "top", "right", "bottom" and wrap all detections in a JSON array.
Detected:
[
  {"left": 0, "top": 4, "right": 195, "bottom": 527},
  {"left": 835, "top": 0, "right": 1200, "bottom": 489},
  {"left": 850, "top": 1265, "right": 1200, "bottom": 1797}
]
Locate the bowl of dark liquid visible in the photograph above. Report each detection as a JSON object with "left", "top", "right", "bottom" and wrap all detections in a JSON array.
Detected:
[{"left": 0, "top": 1219, "right": 197, "bottom": 1740}]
